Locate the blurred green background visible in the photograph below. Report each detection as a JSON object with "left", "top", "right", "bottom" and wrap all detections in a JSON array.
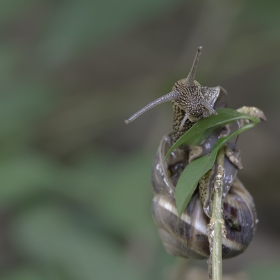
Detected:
[{"left": 0, "top": 0, "right": 279, "bottom": 279}]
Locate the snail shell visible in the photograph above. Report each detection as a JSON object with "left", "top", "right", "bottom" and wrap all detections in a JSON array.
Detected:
[
  {"left": 124, "top": 46, "right": 259, "bottom": 259},
  {"left": 151, "top": 134, "right": 258, "bottom": 259}
]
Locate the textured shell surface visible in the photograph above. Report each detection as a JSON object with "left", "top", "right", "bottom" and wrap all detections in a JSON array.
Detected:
[{"left": 151, "top": 134, "right": 258, "bottom": 259}]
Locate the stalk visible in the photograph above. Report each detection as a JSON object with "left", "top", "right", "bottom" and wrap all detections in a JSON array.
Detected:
[{"left": 207, "top": 147, "right": 225, "bottom": 279}]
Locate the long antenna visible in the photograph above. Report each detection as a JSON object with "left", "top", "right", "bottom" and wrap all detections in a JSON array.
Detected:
[
  {"left": 125, "top": 91, "right": 179, "bottom": 124},
  {"left": 186, "top": 46, "right": 203, "bottom": 86}
]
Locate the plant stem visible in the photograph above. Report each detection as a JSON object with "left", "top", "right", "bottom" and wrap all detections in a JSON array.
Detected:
[{"left": 207, "top": 147, "right": 225, "bottom": 280}]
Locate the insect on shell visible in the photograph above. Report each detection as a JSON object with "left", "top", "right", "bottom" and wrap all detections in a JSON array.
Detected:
[{"left": 125, "top": 46, "right": 259, "bottom": 259}]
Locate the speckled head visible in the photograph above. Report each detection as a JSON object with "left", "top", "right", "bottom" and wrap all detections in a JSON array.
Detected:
[
  {"left": 125, "top": 46, "right": 221, "bottom": 132},
  {"left": 171, "top": 46, "right": 219, "bottom": 126}
]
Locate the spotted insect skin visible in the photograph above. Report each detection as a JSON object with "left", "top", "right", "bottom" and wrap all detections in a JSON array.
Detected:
[
  {"left": 172, "top": 80, "right": 206, "bottom": 118},
  {"left": 125, "top": 46, "right": 225, "bottom": 133},
  {"left": 172, "top": 103, "right": 194, "bottom": 142},
  {"left": 171, "top": 82, "right": 228, "bottom": 143}
]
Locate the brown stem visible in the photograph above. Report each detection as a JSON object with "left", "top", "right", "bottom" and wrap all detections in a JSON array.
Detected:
[{"left": 207, "top": 147, "right": 225, "bottom": 279}]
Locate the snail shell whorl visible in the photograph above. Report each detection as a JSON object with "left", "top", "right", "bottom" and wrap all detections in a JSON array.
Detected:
[{"left": 151, "top": 135, "right": 257, "bottom": 259}]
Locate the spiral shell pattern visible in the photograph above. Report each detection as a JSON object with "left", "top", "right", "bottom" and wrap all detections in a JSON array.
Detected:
[{"left": 151, "top": 135, "right": 258, "bottom": 259}]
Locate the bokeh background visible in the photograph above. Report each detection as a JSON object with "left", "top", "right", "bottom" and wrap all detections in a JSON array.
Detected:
[{"left": 0, "top": 0, "right": 279, "bottom": 279}]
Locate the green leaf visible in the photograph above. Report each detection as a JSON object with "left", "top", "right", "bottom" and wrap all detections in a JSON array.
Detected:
[
  {"left": 175, "top": 123, "right": 255, "bottom": 216},
  {"left": 164, "top": 108, "right": 259, "bottom": 162}
]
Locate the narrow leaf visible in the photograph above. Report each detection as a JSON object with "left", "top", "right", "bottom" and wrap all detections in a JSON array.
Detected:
[
  {"left": 175, "top": 123, "right": 255, "bottom": 216},
  {"left": 165, "top": 108, "right": 259, "bottom": 162},
  {"left": 174, "top": 155, "right": 212, "bottom": 217}
]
